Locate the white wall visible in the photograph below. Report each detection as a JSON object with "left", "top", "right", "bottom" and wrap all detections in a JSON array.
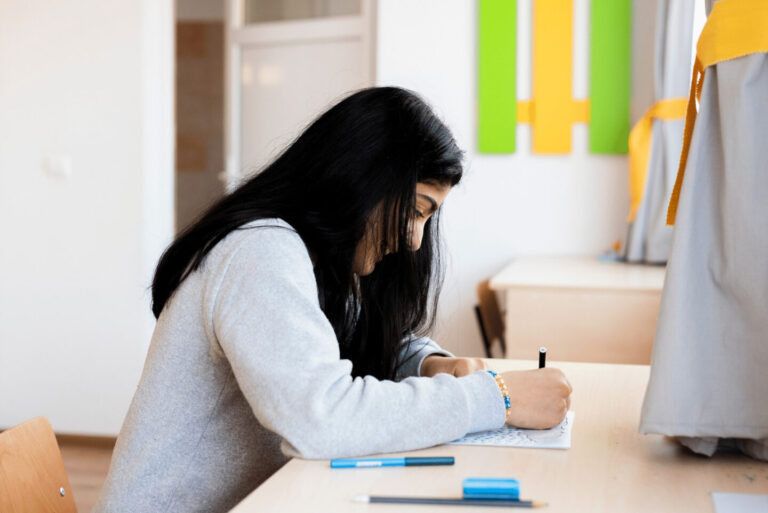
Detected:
[
  {"left": 376, "top": 0, "right": 654, "bottom": 357},
  {"left": 0, "top": 0, "right": 174, "bottom": 435}
]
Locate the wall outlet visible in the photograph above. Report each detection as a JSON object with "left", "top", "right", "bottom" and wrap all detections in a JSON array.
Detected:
[{"left": 43, "top": 155, "right": 73, "bottom": 179}]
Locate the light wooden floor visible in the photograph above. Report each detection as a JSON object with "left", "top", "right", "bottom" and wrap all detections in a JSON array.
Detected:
[{"left": 58, "top": 437, "right": 115, "bottom": 513}]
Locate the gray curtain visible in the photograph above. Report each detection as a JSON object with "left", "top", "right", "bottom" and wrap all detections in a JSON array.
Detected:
[
  {"left": 624, "top": 0, "right": 694, "bottom": 263},
  {"left": 639, "top": 0, "right": 768, "bottom": 460}
]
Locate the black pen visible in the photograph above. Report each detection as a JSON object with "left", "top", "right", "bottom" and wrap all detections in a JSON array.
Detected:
[{"left": 538, "top": 347, "right": 547, "bottom": 368}]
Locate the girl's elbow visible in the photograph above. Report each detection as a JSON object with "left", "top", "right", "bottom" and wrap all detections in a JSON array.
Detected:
[{"left": 279, "top": 433, "right": 336, "bottom": 460}]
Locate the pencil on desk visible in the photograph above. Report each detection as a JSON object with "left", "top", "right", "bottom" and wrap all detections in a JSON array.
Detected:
[{"left": 353, "top": 495, "right": 546, "bottom": 508}]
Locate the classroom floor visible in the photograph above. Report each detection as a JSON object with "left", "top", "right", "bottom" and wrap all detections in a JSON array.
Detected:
[{"left": 59, "top": 438, "right": 114, "bottom": 512}]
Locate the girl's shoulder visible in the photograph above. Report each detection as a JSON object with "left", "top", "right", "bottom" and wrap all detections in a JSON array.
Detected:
[{"left": 202, "top": 217, "right": 312, "bottom": 277}]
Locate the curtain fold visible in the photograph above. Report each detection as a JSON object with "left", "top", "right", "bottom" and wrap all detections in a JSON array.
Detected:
[
  {"left": 639, "top": 0, "right": 768, "bottom": 461},
  {"left": 623, "top": 0, "right": 693, "bottom": 263}
]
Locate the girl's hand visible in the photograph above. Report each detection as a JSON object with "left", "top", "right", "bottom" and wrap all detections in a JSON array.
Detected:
[
  {"left": 420, "top": 355, "right": 487, "bottom": 377},
  {"left": 500, "top": 368, "right": 572, "bottom": 429}
]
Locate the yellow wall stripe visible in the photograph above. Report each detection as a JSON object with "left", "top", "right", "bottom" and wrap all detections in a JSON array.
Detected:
[
  {"left": 533, "top": 0, "right": 573, "bottom": 153},
  {"left": 516, "top": 100, "right": 533, "bottom": 123},
  {"left": 516, "top": 99, "right": 589, "bottom": 125},
  {"left": 571, "top": 99, "right": 590, "bottom": 123}
]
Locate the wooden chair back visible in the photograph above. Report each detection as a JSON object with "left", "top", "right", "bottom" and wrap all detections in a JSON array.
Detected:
[
  {"left": 0, "top": 416, "right": 78, "bottom": 513},
  {"left": 475, "top": 279, "right": 506, "bottom": 358}
]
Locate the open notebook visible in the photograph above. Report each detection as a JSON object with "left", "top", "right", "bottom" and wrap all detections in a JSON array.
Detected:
[{"left": 448, "top": 411, "right": 574, "bottom": 449}]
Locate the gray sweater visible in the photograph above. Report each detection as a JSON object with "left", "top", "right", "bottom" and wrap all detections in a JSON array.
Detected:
[{"left": 93, "top": 219, "right": 505, "bottom": 513}]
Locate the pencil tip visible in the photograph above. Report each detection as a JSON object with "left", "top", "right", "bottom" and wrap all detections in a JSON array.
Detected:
[{"left": 533, "top": 501, "right": 548, "bottom": 508}]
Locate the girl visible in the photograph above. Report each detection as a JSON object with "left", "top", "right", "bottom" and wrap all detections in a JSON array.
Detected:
[{"left": 94, "top": 87, "right": 571, "bottom": 512}]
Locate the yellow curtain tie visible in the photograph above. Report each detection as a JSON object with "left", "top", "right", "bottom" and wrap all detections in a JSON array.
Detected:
[
  {"left": 667, "top": 0, "right": 768, "bottom": 225},
  {"left": 627, "top": 98, "right": 687, "bottom": 222}
]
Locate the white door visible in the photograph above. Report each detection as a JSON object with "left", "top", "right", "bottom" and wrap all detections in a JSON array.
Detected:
[{"left": 224, "top": 0, "right": 375, "bottom": 188}]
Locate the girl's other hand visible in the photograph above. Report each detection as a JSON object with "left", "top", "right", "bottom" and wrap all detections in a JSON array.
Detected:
[{"left": 420, "top": 356, "right": 487, "bottom": 377}]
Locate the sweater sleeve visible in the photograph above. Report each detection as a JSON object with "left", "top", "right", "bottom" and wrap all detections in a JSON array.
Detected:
[
  {"left": 206, "top": 226, "right": 505, "bottom": 460},
  {"left": 395, "top": 336, "right": 454, "bottom": 381}
]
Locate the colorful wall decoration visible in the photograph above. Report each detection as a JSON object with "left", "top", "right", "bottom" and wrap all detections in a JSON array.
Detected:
[{"left": 478, "top": 0, "right": 631, "bottom": 154}]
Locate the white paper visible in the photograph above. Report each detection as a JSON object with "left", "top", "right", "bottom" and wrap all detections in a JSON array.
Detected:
[
  {"left": 712, "top": 492, "right": 768, "bottom": 513},
  {"left": 448, "top": 411, "right": 574, "bottom": 449}
]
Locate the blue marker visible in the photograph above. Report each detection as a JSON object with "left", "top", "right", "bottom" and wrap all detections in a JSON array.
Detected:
[
  {"left": 463, "top": 478, "right": 520, "bottom": 500},
  {"left": 330, "top": 457, "right": 454, "bottom": 468}
]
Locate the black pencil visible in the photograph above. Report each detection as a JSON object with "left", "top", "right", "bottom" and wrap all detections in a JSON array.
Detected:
[
  {"left": 354, "top": 495, "right": 546, "bottom": 507},
  {"left": 539, "top": 346, "right": 547, "bottom": 368}
]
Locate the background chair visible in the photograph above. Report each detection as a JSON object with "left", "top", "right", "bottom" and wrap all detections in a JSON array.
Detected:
[
  {"left": 0, "top": 416, "right": 78, "bottom": 513},
  {"left": 475, "top": 279, "right": 506, "bottom": 358}
]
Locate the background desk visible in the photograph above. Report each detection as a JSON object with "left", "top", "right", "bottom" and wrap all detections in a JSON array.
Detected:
[
  {"left": 230, "top": 360, "right": 768, "bottom": 512},
  {"left": 490, "top": 258, "right": 666, "bottom": 364}
]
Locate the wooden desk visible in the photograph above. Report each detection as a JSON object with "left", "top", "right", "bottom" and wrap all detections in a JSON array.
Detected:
[
  {"left": 230, "top": 360, "right": 768, "bottom": 513},
  {"left": 490, "top": 258, "right": 666, "bottom": 364}
]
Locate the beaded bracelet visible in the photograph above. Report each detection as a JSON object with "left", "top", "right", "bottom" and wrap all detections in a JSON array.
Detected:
[{"left": 487, "top": 370, "right": 511, "bottom": 420}]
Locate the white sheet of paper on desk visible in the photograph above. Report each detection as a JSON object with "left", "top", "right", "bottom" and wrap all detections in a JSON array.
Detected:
[
  {"left": 448, "top": 411, "right": 574, "bottom": 449},
  {"left": 712, "top": 492, "right": 768, "bottom": 513}
]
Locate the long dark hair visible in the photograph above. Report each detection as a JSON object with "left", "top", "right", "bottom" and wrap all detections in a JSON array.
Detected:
[{"left": 152, "top": 87, "right": 463, "bottom": 380}]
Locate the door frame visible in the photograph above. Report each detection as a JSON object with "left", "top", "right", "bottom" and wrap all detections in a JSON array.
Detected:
[{"left": 223, "top": 0, "right": 377, "bottom": 191}]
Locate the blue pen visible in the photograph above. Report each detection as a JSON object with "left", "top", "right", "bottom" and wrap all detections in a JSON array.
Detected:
[{"left": 330, "top": 456, "right": 454, "bottom": 468}]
